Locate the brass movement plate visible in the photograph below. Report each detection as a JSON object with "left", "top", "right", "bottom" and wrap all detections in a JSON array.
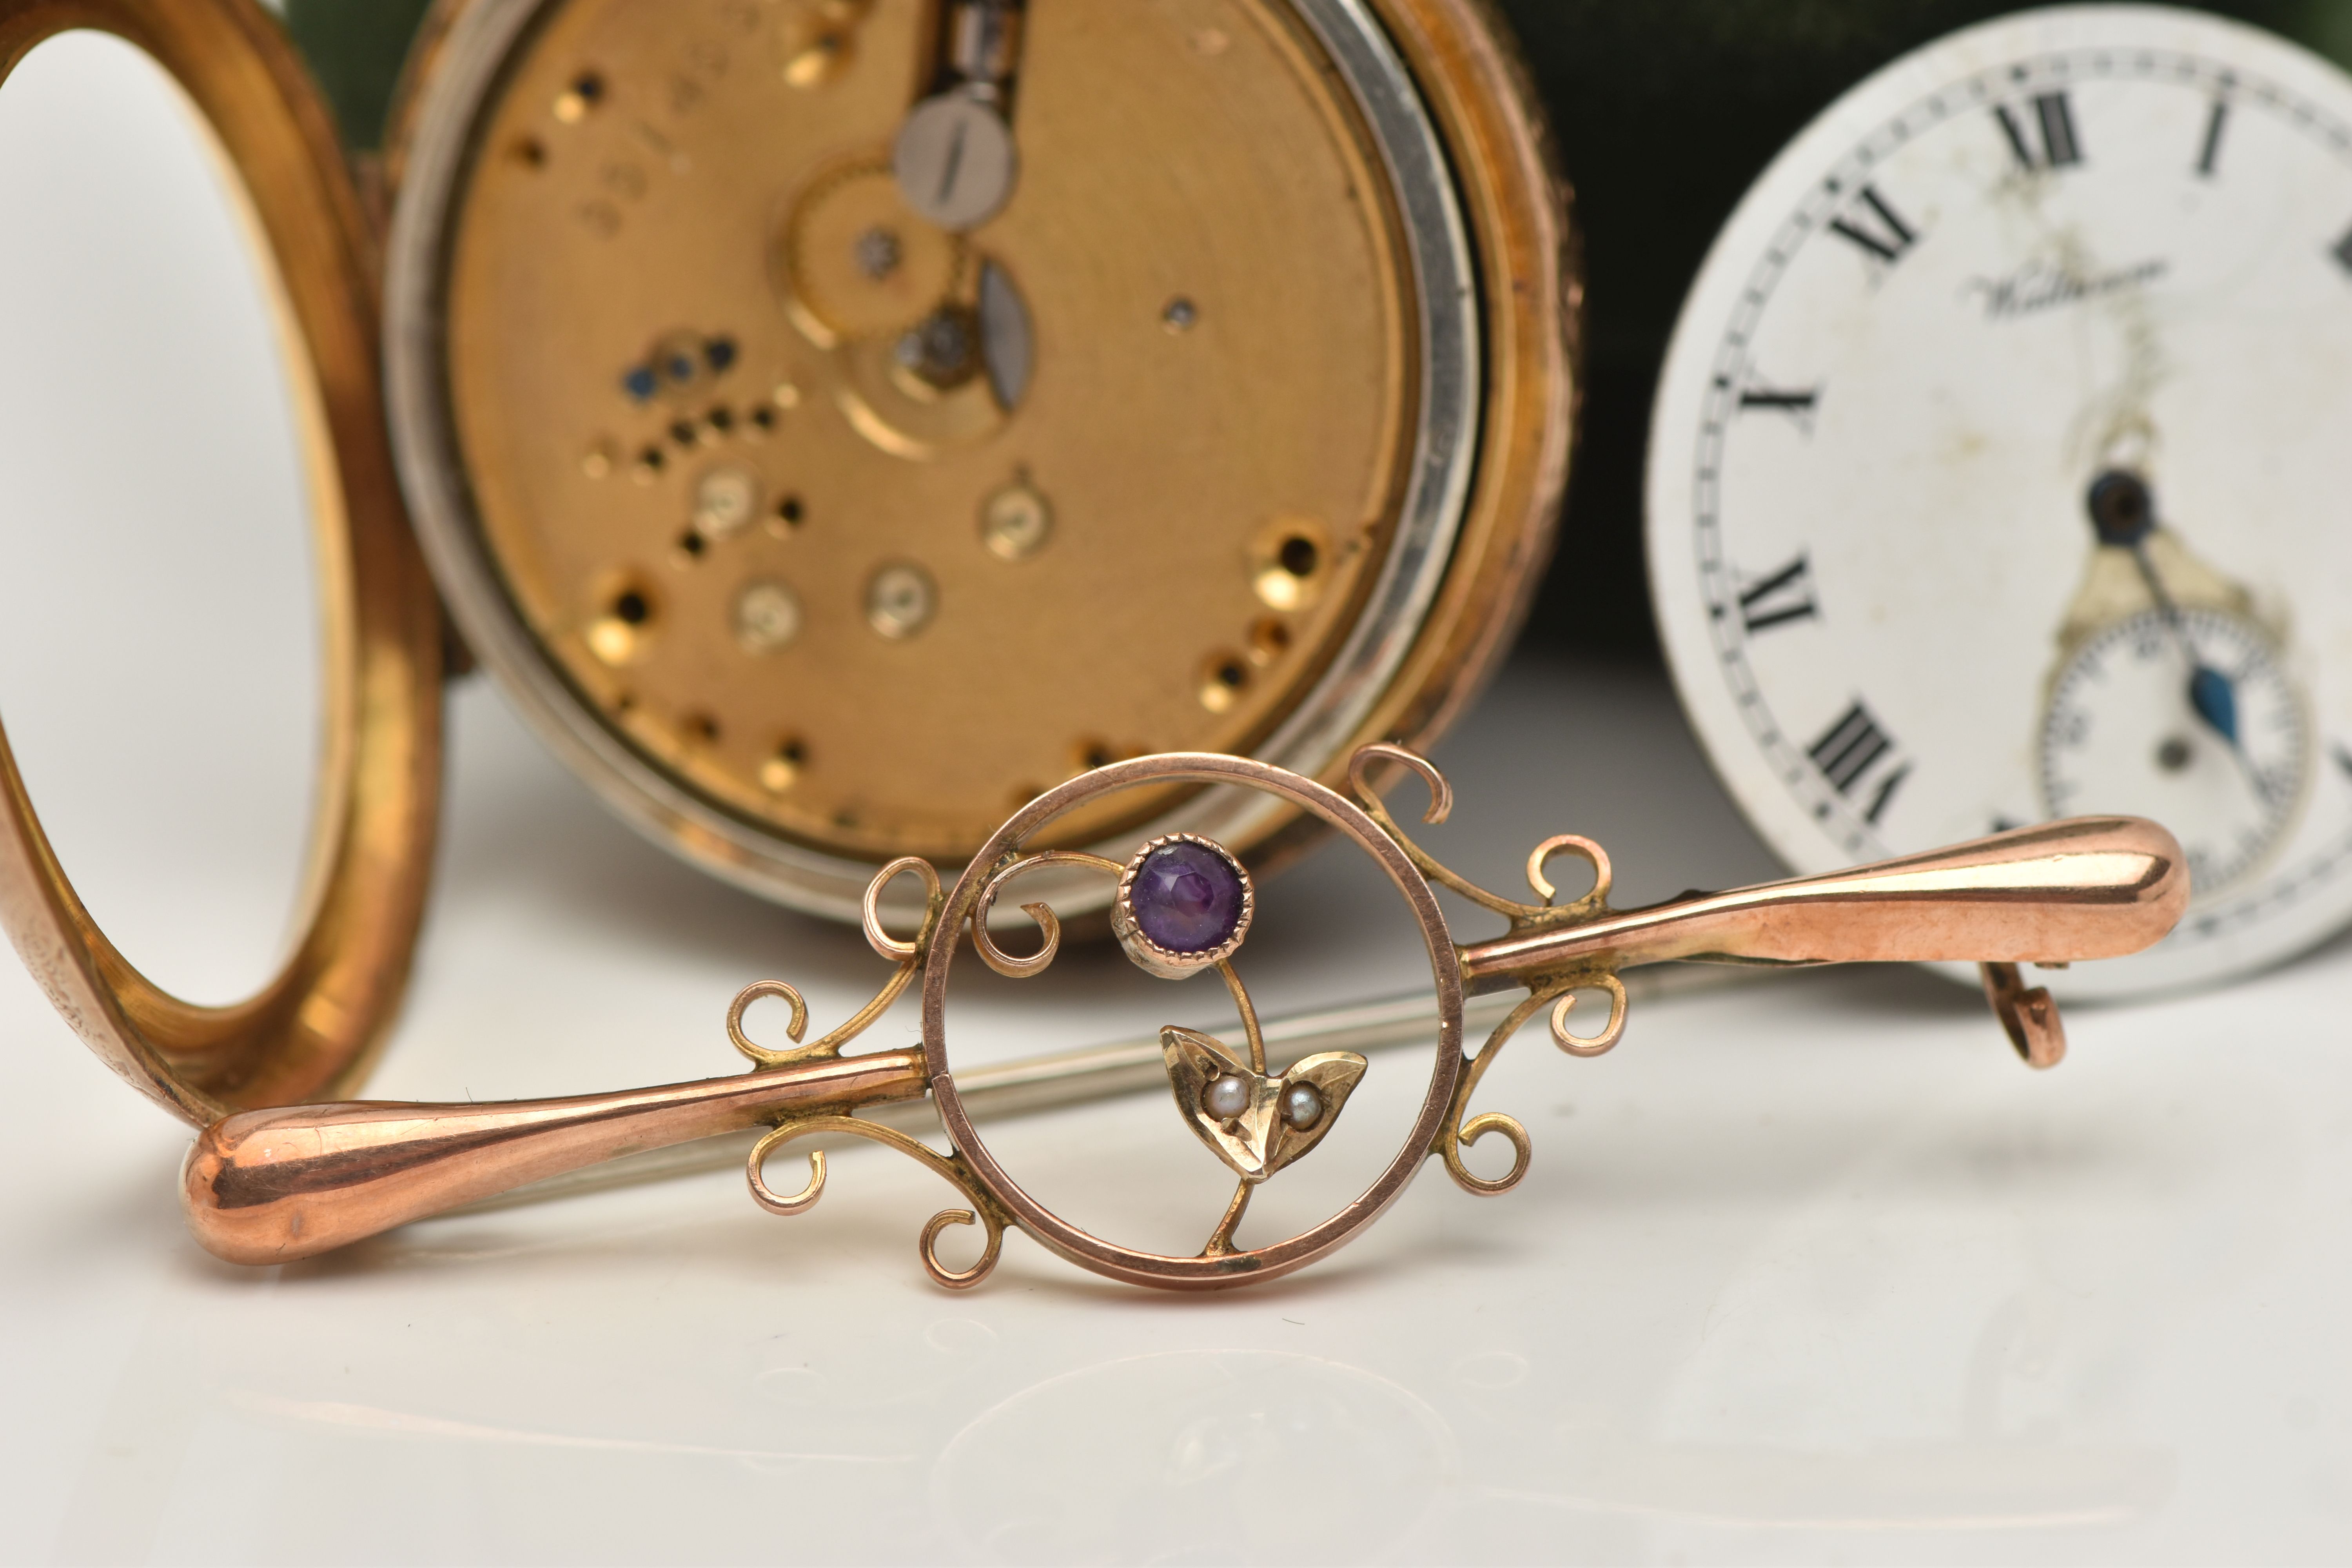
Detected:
[
  {"left": 444, "top": 0, "right": 1410, "bottom": 859},
  {"left": 388, "top": 0, "right": 1574, "bottom": 918}
]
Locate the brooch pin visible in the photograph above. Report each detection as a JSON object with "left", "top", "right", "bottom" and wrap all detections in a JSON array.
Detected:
[{"left": 179, "top": 745, "right": 2184, "bottom": 1292}]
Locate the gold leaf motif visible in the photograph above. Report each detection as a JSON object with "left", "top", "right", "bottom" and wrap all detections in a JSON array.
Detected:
[{"left": 1160, "top": 1025, "right": 1366, "bottom": 1183}]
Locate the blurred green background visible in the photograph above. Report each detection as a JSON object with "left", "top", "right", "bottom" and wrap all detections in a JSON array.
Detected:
[
  {"left": 284, "top": 0, "right": 431, "bottom": 151},
  {"left": 286, "top": 0, "right": 2352, "bottom": 659}
]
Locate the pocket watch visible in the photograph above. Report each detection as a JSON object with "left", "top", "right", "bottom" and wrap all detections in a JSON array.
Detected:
[
  {"left": 380, "top": 0, "right": 1574, "bottom": 925},
  {"left": 1647, "top": 4, "right": 2352, "bottom": 998}
]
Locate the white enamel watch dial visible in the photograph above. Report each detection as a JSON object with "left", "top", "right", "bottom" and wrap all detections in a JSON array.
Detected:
[{"left": 1647, "top": 5, "right": 2352, "bottom": 998}]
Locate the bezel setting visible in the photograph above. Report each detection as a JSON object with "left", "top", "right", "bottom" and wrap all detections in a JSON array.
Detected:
[{"left": 1111, "top": 833, "right": 1256, "bottom": 980}]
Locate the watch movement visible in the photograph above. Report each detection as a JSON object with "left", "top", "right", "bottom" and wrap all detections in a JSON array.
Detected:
[{"left": 383, "top": 0, "right": 1575, "bottom": 923}]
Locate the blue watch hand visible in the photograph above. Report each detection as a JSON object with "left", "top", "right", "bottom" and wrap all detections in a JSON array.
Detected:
[{"left": 2189, "top": 663, "right": 2239, "bottom": 747}]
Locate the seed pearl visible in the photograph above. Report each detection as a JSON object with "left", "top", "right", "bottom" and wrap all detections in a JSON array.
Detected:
[
  {"left": 1203, "top": 1073, "right": 1251, "bottom": 1120},
  {"left": 1282, "top": 1082, "right": 1323, "bottom": 1131}
]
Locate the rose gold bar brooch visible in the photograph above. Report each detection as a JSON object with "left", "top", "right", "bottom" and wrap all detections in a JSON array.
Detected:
[{"left": 179, "top": 747, "right": 2184, "bottom": 1292}]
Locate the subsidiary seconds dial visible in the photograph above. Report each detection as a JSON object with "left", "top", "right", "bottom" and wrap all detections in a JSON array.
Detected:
[
  {"left": 2042, "top": 605, "right": 2307, "bottom": 894},
  {"left": 1648, "top": 6, "right": 2352, "bottom": 998}
]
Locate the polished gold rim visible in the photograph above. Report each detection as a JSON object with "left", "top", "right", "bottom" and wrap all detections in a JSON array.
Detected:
[{"left": 0, "top": 0, "right": 443, "bottom": 1124}]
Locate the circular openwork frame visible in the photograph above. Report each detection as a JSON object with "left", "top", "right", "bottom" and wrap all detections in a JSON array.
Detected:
[
  {"left": 0, "top": 0, "right": 444, "bottom": 1123},
  {"left": 922, "top": 752, "right": 1466, "bottom": 1291}
]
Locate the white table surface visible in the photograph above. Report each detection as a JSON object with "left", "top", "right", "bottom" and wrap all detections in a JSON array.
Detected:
[{"left": 2, "top": 28, "right": 2350, "bottom": 1567}]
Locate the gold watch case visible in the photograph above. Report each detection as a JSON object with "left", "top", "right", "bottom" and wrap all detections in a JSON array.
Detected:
[{"left": 0, "top": 0, "right": 445, "bottom": 1122}]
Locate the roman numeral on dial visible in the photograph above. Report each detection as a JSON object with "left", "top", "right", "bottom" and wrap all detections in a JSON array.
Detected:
[
  {"left": 1827, "top": 185, "right": 1919, "bottom": 265},
  {"left": 1733, "top": 554, "right": 1818, "bottom": 633},
  {"left": 1808, "top": 701, "right": 1910, "bottom": 825},
  {"left": 2334, "top": 223, "right": 2352, "bottom": 275},
  {"left": 2196, "top": 100, "right": 2229, "bottom": 177},
  {"left": 1994, "top": 91, "right": 2083, "bottom": 171}
]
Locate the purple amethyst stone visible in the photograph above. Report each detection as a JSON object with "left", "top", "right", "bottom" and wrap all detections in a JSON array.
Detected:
[{"left": 1129, "top": 842, "right": 1245, "bottom": 954}]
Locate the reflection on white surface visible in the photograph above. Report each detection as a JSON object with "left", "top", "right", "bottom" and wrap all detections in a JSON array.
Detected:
[{"left": 933, "top": 1351, "right": 1455, "bottom": 1562}]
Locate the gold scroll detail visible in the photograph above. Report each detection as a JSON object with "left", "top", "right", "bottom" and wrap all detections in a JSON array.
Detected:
[
  {"left": 970, "top": 850, "right": 1125, "bottom": 978},
  {"left": 727, "top": 856, "right": 944, "bottom": 1068},
  {"left": 734, "top": 855, "right": 1009, "bottom": 1287},
  {"left": 748, "top": 1116, "right": 1011, "bottom": 1290},
  {"left": 1348, "top": 743, "right": 1631, "bottom": 1197}
]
